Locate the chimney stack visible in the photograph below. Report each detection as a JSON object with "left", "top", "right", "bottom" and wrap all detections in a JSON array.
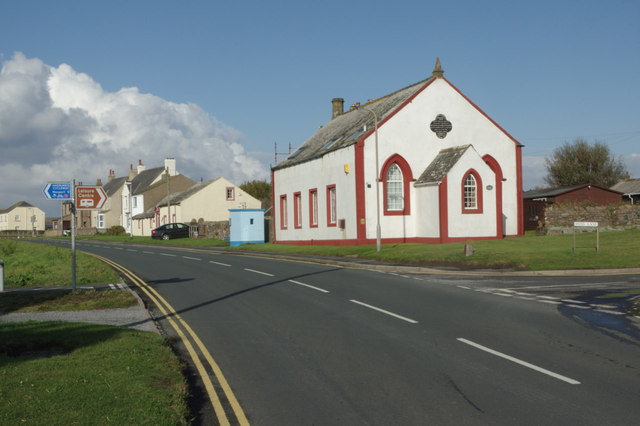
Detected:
[
  {"left": 128, "top": 163, "right": 137, "bottom": 180},
  {"left": 331, "top": 98, "right": 344, "bottom": 119},
  {"left": 164, "top": 157, "right": 177, "bottom": 176},
  {"left": 137, "top": 159, "right": 146, "bottom": 174},
  {"left": 108, "top": 169, "right": 115, "bottom": 182},
  {"left": 96, "top": 178, "right": 102, "bottom": 186}
]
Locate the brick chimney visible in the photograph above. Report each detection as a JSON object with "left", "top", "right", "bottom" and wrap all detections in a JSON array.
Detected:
[
  {"left": 108, "top": 169, "right": 115, "bottom": 182},
  {"left": 96, "top": 178, "right": 102, "bottom": 186},
  {"left": 331, "top": 98, "right": 344, "bottom": 119}
]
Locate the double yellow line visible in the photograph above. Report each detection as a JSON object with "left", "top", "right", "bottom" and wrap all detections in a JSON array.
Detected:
[{"left": 91, "top": 253, "right": 249, "bottom": 426}]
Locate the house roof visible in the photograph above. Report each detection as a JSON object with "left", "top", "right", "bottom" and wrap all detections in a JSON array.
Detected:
[
  {"left": 272, "top": 76, "right": 435, "bottom": 171},
  {"left": 133, "top": 178, "right": 221, "bottom": 219},
  {"left": 102, "top": 176, "right": 127, "bottom": 197},
  {"left": 611, "top": 178, "right": 640, "bottom": 196},
  {"left": 0, "top": 201, "right": 35, "bottom": 213},
  {"left": 523, "top": 184, "right": 622, "bottom": 200},
  {"left": 415, "top": 145, "right": 471, "bottom": 186},
  {"left": 130, "top": 167, "right": 166, "bottom": 195}
]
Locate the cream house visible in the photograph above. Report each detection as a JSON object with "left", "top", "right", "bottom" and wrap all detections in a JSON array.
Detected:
[
  {"left": 0, "top": 201, "right": 46, "bottom": 232},
  {"left": 132, "top": 177, "right": 261, "bottom": 236}
]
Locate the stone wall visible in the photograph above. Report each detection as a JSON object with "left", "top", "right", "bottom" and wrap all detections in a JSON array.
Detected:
[
  {"left": 542, "top": 202, "right": 640, "bottom": 234},
  {"left": 189, "top": 219, "right": 230, "bottom": 240}
]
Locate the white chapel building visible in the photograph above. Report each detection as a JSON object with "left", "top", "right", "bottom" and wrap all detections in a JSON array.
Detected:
[{"left": 272, "top": 59, "right": 524, "bottom": 245}]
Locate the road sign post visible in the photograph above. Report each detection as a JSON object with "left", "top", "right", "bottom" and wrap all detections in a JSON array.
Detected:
[
  {"left": 71, "top": 179, "right": 76, "bottom": 291},
  {"left": 43, "top": 182, "right": 72, "bottom": 200},
  {"left": 75, "top": 185, "right": 108, "bottom": 210},
  {"left": 573, "top": 221, "right": 599, "bottom": 253}
]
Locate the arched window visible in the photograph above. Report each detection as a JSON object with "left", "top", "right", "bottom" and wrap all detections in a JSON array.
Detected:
[
  {"left": 461, "top": 169, "right": 483, "bottom": 214},
  {"left": 380, "top": 154, "right": 414, "bottom": 216},
  {"left": 386, "top": 163, "right": 403, "bottom": 211},
  {"left": 464, "top": 173, "right": 477, "bottom": 208}
]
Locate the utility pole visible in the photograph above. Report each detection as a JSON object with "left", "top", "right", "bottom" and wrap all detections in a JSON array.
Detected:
[
  {"left": 71, "top": 179, "right": 76, "bottom": 291},
  {"left": 166, "top": 168, "right": 171, "bottom": 223}
]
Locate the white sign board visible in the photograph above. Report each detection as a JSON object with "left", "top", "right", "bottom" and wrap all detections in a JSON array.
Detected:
[{"left": 574, "top": 221, "right": 598, "bottom": 227}]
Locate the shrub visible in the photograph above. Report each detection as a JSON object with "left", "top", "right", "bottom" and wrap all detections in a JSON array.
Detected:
[
  {"left": 1, "top": 240, "right": 17, "bottom": 256},
  {"left": 107, "top": 226, "right": 126, "bottom": 236}
]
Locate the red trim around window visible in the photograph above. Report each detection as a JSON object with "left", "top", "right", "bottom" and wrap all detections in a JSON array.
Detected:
[
  {"left": 380, "top": 154, "right": 414, "bottom": 216},
  {"left": 226, "top": 187, "right": 235, "bottom": 201},
  {"left": 326, "top": 184, "right": 336, "bottom": 227},
  {"left": 293, "top": 192, "right": 302, "bottom": 229},
  {"left": 308, "top": 188, "right": 318, "bottom": 228},
  {"left": 461, "top": 169, "right": 483, "bottom": 214},
  {"left": 279, "top": 195, "right": 288, "bottom": 229}
]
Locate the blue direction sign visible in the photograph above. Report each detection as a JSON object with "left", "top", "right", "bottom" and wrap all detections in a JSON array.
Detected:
[{"left": 43, "top": 182, "right": 72, "bottom": 200}]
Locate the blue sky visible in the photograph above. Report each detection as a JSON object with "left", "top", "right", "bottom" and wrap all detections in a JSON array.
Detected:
[{"left": 1, "top": 0, "right": 639, "bottom": 216}]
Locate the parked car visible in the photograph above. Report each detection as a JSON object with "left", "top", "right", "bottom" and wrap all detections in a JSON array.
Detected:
[{"left": 151, "top": 223, "right": 190, "bottom": 240}]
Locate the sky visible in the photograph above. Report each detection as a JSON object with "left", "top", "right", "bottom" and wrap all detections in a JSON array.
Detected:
[{"left": 1, "top": 0, "right": 639, "bottom": 217}]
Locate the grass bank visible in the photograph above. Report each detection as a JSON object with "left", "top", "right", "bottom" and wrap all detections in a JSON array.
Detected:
[
  {"left": 0, "top": 240, "right": 119, "bottom": 288},
  {"left": 229, "top": 228, "right": 640, "bottom": 271},
  {"left": 0, "top": 321, "right": 189, "bottom": 425},
  {"left": 0, "top": 289, "right": 137, "bottom": 313}
]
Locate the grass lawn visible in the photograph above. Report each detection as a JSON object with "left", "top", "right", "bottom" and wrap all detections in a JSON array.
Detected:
[
  {"left": 0, "top": 240, "right": 119, "bottom": 288},
  {"left": 229, "top": 228, "right": 640, "bottom": 271},
  {"left": 0, "top": 321, "right": 189, "bottom": 425}
]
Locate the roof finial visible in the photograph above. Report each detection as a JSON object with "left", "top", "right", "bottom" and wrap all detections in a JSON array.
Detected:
[{"left": 432, "top": 57, "right": 444, "bottom": 78}]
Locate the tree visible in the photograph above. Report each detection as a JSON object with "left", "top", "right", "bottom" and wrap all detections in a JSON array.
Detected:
[
  {"left": 240, "top": 180, "right": 272, "bottom": 210},
  {"left": 544, "top": 138, "right": 625, "bottom": 188}
]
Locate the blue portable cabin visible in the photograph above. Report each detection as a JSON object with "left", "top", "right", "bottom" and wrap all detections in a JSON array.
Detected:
[{"left": 229, "top": 209, "right": 265, "bottom": 247}]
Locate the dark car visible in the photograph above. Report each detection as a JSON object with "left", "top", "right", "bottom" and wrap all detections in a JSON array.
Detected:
[{"left": 151, "top": 223, "right": 191, "bottom": 240}]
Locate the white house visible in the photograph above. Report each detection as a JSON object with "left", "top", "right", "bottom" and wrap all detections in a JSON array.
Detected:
[
  {"left": 272, "top": 59, "right": 523, "bottom": 245},
  {"left": 132, "top": 177, "right": 261, "bottom": 236}
]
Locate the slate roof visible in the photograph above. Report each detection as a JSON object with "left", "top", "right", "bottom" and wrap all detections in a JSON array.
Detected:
[
  {"left": 130, "top": 167, "right": 165, "bottom": 195},
  {"left": 272, "top": 76, "right": 435, "bottom": 171},
  {"left": 0, "top": 201, "right": 35, "bottom": 213},
  {"left": 133, "top": 179, "right": 220, "bottom": 219},
  {"left": 415, "top": 145, "right": 471, "bottom": 186},
  {"left": 611, "top": 178, "right": 640, "bottom": 196},
  {"left": 102, "top": 176, "right": 127, "bottom": 197}
]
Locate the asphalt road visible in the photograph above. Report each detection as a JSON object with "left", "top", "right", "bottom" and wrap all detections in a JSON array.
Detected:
[{"left": 48, "top": 240, "right": 640, "bottom": 425}]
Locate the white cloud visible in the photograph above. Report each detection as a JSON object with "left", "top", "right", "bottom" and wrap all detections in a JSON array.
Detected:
[
  {"left": 522, "top": 155, "right": 547, "bottom": 190},
  {"left": 623, "top": 153, "right": 640, "bottom": 179},
  {"left": 0, "top": 52, "right": 269, "bottom": 216}
]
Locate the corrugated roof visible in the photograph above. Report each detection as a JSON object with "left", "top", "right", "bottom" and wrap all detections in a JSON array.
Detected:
[
  {"left": 272, "top": 77, "right": 434, "bottom": 171},
  {"left": 415, "top": 145, "right": 471, "bottom": 186},
  {"left": 523, "top": 184, "right": 622, "bottom": 200},
  {"left": 611, "top": 178, "right": 640, "bottom": 195}
]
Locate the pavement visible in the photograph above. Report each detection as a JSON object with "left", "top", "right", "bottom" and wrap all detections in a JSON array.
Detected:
[{"left": 0, "top": 282, "right": 158, "bottom": 333}]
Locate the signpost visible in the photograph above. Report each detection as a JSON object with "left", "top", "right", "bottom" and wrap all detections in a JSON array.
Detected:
[
  {"left": 43, "top": 180, "right": 109, "bottom": 291},
  {"left": 43, "top": 182, "right": 72, "bottom": 200},
  {"left": 75, "top": 185, "right": 107, "bottom": 210},
  {"left": 573, "top": 221, "right": 599, "bottom": 253}
]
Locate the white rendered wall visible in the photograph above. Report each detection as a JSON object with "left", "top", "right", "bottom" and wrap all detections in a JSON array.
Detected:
[
  {"left": 445, "top": 149, "right": 497, "bottom": 238},
  {"left": 360, "top": 78, "right": 519, "bottom": 239},
  {"left": 274, "top": 146, "right": 357, "bottom": 242}
]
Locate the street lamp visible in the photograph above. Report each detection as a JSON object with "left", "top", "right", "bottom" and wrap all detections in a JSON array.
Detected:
[{"left": 355, "top": 104, "right": 382, "bottom": 252}]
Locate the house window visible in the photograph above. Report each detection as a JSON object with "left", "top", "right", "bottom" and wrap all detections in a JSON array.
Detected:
[
  {"left": 462, "top": 169, "right": 483, "bottom": 214},
  {"left": 280, "top": 195, "right": 288, "bottom": 229},
  {"left": 293, "top": 192, "right": 302, "bottom": 229},
  {"left": 132, "top": 197, "right": 137, "bottom": 208},
  {"left": 226, "top": 187, "right": 235, "bottom": 201},
  {"left": 97, "top": 214, "right": 105, "bottom": 228},
  {"left": 326, "top": 185, "right": 337, "bottom": 226},
  {"left": 380, "top": 154, "right": 413, "bottom": 216},
  {"left": 386, "top": 163, "right": 404, "bottom": 211},
  {"left": 309, "top": 188, "right": 318, "bottom": 228},
  {"left": 15, "top": 215, "right": 20, "bottom": 221}
]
